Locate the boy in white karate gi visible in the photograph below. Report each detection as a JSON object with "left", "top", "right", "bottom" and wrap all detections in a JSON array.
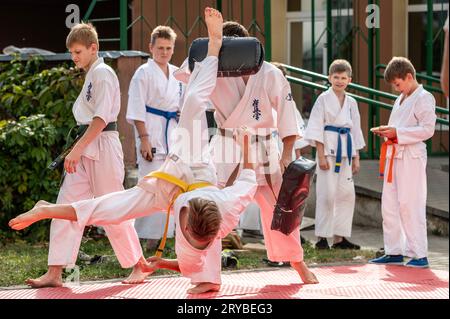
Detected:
[
  {"left": 369, "top": 57, "right": 436, "bottom": 268},
  {"left": 304, "top": 59, "right": 365, "bottom": 250},
  {"left": 10, "top": 8, "right": 318, "bottom": 293},
  {"left": 23, "top": 23, "right": 143, "bottom": 288},
  {"left": 127, "top": 26, "right": 183, "bottom": 251}
]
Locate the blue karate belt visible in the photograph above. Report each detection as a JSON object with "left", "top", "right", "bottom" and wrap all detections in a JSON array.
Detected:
[
  {"left": 146, "top": 105, "right": 178, "bottom": 154},
  {"left": 324, "top": 125, "right": 352, "bottom": 173}
]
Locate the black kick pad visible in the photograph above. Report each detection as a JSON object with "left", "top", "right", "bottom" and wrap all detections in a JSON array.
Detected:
[{"left": 188, "top": 36, "right": 264, "bottom": 77}]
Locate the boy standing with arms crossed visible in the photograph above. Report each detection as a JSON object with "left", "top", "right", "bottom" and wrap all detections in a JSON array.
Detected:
[
  {"left": 304, "top": 59, "right": 365, "bottom": 250},
  {"left": 369, "top": 57, "right": 436, "bottom": 268}
]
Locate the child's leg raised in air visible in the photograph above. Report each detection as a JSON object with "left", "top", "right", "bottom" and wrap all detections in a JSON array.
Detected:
[
  {"left": 9, "top": 201, "right": 76, "bottom": 231},
  {"left": 205, "top": 7, "right": 223, "bottom": 57}
]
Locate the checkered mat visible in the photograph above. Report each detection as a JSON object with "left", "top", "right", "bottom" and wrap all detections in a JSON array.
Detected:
[{"left": 0, "top": 264, "right": 448, "bottom": 299}]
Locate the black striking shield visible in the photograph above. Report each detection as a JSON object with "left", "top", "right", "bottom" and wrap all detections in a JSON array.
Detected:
[{"left": 271, "top": 157, "right": 316, "bottom": 236}]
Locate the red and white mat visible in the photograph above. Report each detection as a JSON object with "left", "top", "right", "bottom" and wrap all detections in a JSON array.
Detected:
[{"left": 0, "top": 264, "right": 448, "bottom": 299}]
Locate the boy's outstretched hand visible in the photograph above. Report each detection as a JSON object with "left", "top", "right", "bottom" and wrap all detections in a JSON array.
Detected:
[{"left": 141, "top": 256, "right": 161, "bottom": 273}]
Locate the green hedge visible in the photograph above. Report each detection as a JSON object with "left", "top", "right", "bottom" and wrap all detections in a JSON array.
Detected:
[{"left": 0, "top": 56, "right": 83, "bottom": 242}]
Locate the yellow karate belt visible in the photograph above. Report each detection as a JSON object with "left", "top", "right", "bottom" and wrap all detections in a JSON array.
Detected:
[{"left": 145, "top": 171, "right": 213, "bottom": 257}]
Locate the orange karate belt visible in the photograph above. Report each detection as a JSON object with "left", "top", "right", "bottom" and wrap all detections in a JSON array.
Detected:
[
  {"left": 144, "top": 171, "right": 213, "bottom": 257},
  {"left": 379, "top": 138, "right": 398, "bottom": 183}
]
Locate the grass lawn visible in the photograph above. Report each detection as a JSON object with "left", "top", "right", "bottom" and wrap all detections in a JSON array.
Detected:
[{"left": 0, "top": 236, "right": 376, "bottom": 287}]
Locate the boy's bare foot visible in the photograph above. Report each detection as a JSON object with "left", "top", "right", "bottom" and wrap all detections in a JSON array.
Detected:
[
  {"left": 291, "top": 261, "right": 319, "bottom": 284},
  {"left": 204, "top": 7, "right": 223, "bottom": 57},
  {"left": 187, "top": 282, "right": 221, "bottom": 294},
  {"left": 9, "top": 200, "right": 50, "bottom": 230},
  {"left": 122, "top": 267, "right": 152, "bottom": 285},
  {"left": 26, "top": 267, "right": 63, "bottom": 288},
  {"left": 122, "top": 257, "right": 154, "bottom": 284}
]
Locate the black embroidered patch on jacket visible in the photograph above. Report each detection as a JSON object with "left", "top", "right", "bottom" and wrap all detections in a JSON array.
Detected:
[
  {"left": 178, "top": 82, "right": 183, "bottom": 98},
  {"left": 252, "top": 98, "right": 261, "bottom": 120},
  {"left": 86, "top": 82, "right": 93, "bottom": 102}
]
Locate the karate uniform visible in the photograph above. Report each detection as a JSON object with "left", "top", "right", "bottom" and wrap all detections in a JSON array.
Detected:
[
  {"left": 303, "top": 88, "right": 365, "bottom": 238},
  {"left": 381, "top": 85, "right": 436, "bottom": 258},
  {"left": 126, "top": 59, "right": 184, "bottom": 239},
  {"left": 68, "top": 56, "right": 257, "bottom": 284},
  {"left": 206, "top": 62, "right": 304, "bottom": 262},
  {"left": 49, "top": 57, "right": 142, "bottom": 268}
]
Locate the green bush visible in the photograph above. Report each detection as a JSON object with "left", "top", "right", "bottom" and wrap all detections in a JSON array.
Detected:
[{"left": 0, "top": 56, "right": 83, "bottom": 242}]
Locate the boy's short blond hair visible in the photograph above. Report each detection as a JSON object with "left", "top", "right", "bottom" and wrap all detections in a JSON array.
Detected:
[
  {"left": 187, "top": 198, "right": 221, "bottom": 242},
  {"left": 66, "top": 22, "right": 99, "bottom": 49},
  {"left": 150, "top": 26, "right": 177, "bottom": 45},
  {"left": 329, "top": 59, "right": 352, "bottom": 77},
  {"left": 384, "top": 56, "right": 416, "bottom": 83}
]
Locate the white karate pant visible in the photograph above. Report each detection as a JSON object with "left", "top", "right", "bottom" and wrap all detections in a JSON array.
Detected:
[
  {"left": 48, "top": 138, "right": 142, "bottom": 269},
  {"left": 70, "top": 153, "right": 189, "bottom": 235},
  {"left": 239, "top": 203, "right": 262, "bottom": 232},
  {"left": 381, "top": 153, "right": 428, "bottom": 258},
  {"left": 256, "top": 182, "right": 304, "bottom": 262},
  {"left": 314, "top": 156, "right": 355, "bottom": 238},
  {"left": 134, "top": 158, "right": 175, "bottom": 239},
  {"left": 71, "top": 178, "right": 176, "bottom": 234}
]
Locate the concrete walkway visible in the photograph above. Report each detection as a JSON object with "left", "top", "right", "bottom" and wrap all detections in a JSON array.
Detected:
[
  {"left": 240, "top": 221, "right": 449, "bottom": 272},
  {"left": 301, "top": 224, "right": 449, "bottom": 271},
  {"left": 354, "top": 157, "right": 449, "bottom": 219}
]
